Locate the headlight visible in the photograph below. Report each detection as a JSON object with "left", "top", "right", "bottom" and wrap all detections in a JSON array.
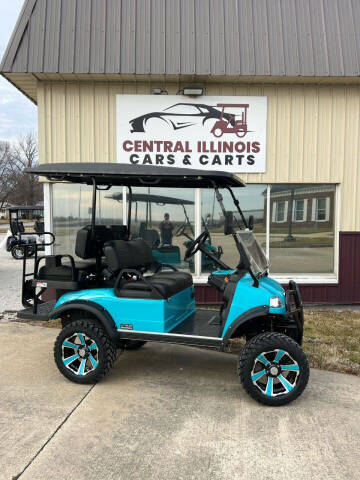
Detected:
[{"left": 270, "top": 296, "right": 283, "bottom": 308}]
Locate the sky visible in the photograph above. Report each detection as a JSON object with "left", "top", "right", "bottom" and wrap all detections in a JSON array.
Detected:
[{"left": 0, "top": 0, "right": 37, "bottom": 141}]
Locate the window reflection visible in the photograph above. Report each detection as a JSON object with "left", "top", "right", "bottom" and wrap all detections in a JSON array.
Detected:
[
  {"left": 201, "top": 185, "right": 266, "bottom": 272},
  {"left": 269, "top": 185, "right": 335, "bottom": 273},
  {"left": 53, "top": 183, "right": 123, "bottom": 257},
  {"left": 129, "top": 187, "right": 195, "bottom": 272}
]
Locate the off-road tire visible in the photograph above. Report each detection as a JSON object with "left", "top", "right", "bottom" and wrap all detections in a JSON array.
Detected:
[
  {"left": 54, "top": 319, "right": 118, "bottom": 384},
  {"left": 124, "top": 340, "right": 147, "bottom": 350},
  {"left": 238, "top": 332, "right": 309, "bottom": 406}
]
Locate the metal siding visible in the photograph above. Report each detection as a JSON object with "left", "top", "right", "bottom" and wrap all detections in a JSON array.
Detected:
[
  {"left": 308, "top": 0, "right": 329, "bottom": 76},
  {"left": 0, "top": 0, "right": 36, "bottom": 71},
  {"left": 4, "top": 0, "right": 360, "bottom": 77},
  {"left": 209, "top": 0, "right": 225, "bottom": 75},
  {"left": 136, "top": 0, "right": 151, "bottom": 74},
  {"left": 252, "top": 0, "right": 271, "bottom": 75},
  {"left": 165, "top": 0, "right": 181, "bottom": 74},
  {"left": 105, "top": 0, "right": 122, "bottom": 73},
  {"left": 43, "top": 0, "right": 61, "bottom": 73},
  {"left": 237, "top": 0, "right": 255, "bottom": 75},
  {"left": 267, "top": 0, "right": 285, "bottom": 75},
  {"left": 322, "top": 0, "right": 344, "bottom": 76},
  {"left": 12, "top": 26, "right": 29, "bottom": 73},
  {"left": 224, "top": 0, "right": 240, "bottom": 75},
  {"left": 337, "top": 0, "right": 359, "bottom": 75},
  {"left": 180, "top": 0, "right": 196, "bottom": 74},
  {"left": 90, "top": 0, "right": 106, "bottom": 73},
  {"left": 74, "top": 0, "right": 91, "bottom": 73},
  {"left": 28, "top": 0, "right": 46, "bottom": 72},
  {"left": 151, "top": 0, "right": 166, "bottom": 74},
  {"left": 195, "top": 0, "right": 211, "bottom": 75},
  {"left": 59, "top": 0, "right": 76, "bottom": 73},
  {"left": 120, "top": 0, "right": 136, "bottom": 73},
  {"left": 280, "top": 0, "right": 299, "bottom": 76},
  {"left": 294, "top": 0, "right": 315, "bottom": 76}
]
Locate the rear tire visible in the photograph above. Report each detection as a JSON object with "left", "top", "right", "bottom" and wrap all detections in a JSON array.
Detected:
[
  {"left": 54, "top": 319, "right": 118, "bottom": 384},
  {"left": 238, "top": 332, "right": 309, "bottom": 406},
  {"left": 124, "top": 340, "right": 147, "bottom": 350},
  {"left": 11, "top": 245, "right": 24, "bottom": 259}
]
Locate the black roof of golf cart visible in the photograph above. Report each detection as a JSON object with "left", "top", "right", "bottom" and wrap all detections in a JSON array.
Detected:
[
  {"left": 25, "top": 163, "right": 245, "bottom": 188},
  {"left": 8, "top": 205, "right": 44, "bottom": 212},
  {"left": 108, "top": 192, "right": 194, "bottom": 205}
]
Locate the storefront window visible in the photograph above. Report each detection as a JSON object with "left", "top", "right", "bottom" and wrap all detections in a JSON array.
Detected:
[
  {"left": 201, "top": 185, "right": 266, "bottom": 273},
  {"left": 129, "top": 187, "right": 195, "bottom": 272},
  {"left": 53, "top": 183, "right": 123, "bottom": 257},
  {"left": 269, "top": 185, "right": 335, "bottom": 274},
  {"left": 51, "top": 182, "right": 336, "bottom": 277}
]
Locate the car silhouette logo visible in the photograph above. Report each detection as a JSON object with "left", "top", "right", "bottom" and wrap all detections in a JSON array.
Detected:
[{"left": 129, "top": 103, "right": 249, "bottom": 138}]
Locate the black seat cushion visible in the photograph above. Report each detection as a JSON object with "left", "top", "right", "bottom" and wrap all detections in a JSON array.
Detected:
[
  {"left": 118, "top": 274, "right": 188, "bottom": 299},
  {"left": 154, "top": 271, "right": 193, "bottom": 289},
  {"left": 104, "top": 239, "right": 155, "bottom": 272},
  {"left": 75, "top": 225, "right": 113, "bottom": 259}
]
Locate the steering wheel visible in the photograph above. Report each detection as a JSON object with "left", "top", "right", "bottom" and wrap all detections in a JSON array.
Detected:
[
  {"left": 175, "top": 224, "right": 187, "bottom": 237},
  {"left": 184, "top": 230, "right": 210, "bottom": 260}
]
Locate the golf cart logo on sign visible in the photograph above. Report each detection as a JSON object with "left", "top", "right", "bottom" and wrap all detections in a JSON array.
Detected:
[
  {"left": 117, "top": 95, "right": 267, "bottom": 172},
  {"left": 129, "top": 103, "right": 249, "bottom": 139}
]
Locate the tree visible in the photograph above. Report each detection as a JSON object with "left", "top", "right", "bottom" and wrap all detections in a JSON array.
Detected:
[
  {"left": 8, "top": 133, "right": 42, "bottom": 207},
  {"left": 0, "top": 140, "right": 17, "bottom": 208}
]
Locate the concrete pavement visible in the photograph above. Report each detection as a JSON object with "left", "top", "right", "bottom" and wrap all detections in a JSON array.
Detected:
[{"left": 1, "top": 322, "right": 359, "bottom": 480}]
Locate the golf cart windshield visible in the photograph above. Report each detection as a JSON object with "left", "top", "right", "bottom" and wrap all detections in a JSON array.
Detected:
[{"left": 236, "top": 230, "right": 269, "bottom": 277}]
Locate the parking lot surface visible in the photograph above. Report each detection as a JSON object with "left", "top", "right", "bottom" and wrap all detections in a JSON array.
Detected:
[{"left": 1, "top": 322, "right": 359, "bottom": 480}]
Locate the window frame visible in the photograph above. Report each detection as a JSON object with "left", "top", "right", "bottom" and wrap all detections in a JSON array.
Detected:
[{"left": 45, "top": 182, "right": 339, "bottom": 284}]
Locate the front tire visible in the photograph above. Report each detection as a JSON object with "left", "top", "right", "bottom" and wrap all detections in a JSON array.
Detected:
[
  {"left": 54, "top": 319, "right": 117, "bottom": 384},
  {"left": 238, "top": 332, "right": 309, "bottom": 406}
]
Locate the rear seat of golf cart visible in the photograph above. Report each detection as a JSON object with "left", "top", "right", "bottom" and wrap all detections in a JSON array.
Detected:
[
  {"left": 36, "top": 224, "right": 128, "bottom": 286},
  {"left": 103, "top": 238, "right": 193, "bottom": 299},
  {"left": 35, "top": 225, "right": 192, "bottom": 299}
]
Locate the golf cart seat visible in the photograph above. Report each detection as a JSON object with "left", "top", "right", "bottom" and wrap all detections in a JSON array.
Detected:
[
  {"left": 10, "top": 220, "right": 25, "bottom": 235},
  {"left": 142, "top": 229, "right": 161, "bottom": 248},
  {"left": 104, "top": 239, "right": 192, "bottom": 299},
  {"left": 34, "top": 220, "right": 45, "bottom": 234},
  {"left": 37, "top": 225, "right": 112, "bottom": 284},
  {"left": 109, "top": 225, "right": 128, "bottom": 240}
]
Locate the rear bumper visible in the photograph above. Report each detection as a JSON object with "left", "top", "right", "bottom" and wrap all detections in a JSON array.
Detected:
[{"left": 285, "top": 280, "right": 304, "bottom": 343}]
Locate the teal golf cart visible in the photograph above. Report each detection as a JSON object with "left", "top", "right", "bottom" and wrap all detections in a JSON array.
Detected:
[{"left": 17, "top": 163, "right": 309, "bottom": 406}]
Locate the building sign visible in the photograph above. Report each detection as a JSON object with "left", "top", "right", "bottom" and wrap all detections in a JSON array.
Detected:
[{"left": 116, "top": 95, "right": 267, "bottom": 172}]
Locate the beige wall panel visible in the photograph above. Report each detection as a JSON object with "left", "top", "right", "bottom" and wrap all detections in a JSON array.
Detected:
[
  {"left": 94, "top": 83, "right": 110, "bottom": 163},
  {"left": 342, "top": 88, "right": 360, "bottom": 230},
  {"left": 65, "top": 83, "right": 80, "bottom": 164},
  {"left": 51, "top": 84, "right": 66, "bottom": 162},
  {"left": 37, "top": 81, "right": 360, "bottom": 230}
]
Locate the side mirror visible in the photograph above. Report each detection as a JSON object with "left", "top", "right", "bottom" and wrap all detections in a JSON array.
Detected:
[
  {"left": 248, "top": 215, "right": 254, "bottom": 231},
  {"left": 224, "top": 211, "right": 233, "bottom": 235}
]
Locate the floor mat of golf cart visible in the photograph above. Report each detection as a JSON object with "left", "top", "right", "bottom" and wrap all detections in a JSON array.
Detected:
[{"left": 170, "top": 309, "right": 221, "bottom": 337}]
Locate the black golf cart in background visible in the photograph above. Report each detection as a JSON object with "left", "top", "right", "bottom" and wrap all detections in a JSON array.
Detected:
[{"left": 6, "top": 205, "right": 45, "bottom": 259}]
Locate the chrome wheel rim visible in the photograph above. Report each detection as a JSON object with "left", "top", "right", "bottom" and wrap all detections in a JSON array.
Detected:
[
  {"left": 251, "top": 349, "right": 300, "bottom": 397},
  {"left": 62, "top": 332, "right": 99, "bottom": 376}
]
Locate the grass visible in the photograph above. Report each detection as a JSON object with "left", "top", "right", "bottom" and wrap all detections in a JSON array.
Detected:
[{"left": 227, "top": 309, "right": 360, "bottom": 376}]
